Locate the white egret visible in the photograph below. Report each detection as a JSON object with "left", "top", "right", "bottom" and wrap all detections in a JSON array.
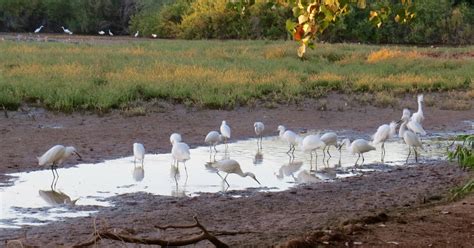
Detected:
[
  {"left": 38, "top": 145, "right": 81, "bottom": 186},
  {"left": 220, "top": 120, "right": 231, "bottom": 145},
  {"left": 170, "top": 133, "right": 182, "bottom": 145},
  {"left": 212, "top": 159, "right": 260, "bottom": 187},
  {"left": 401, "top": 108, "right": 426, "bottom": 136},
  {"left": 278, "top": 125, "right": 299, "bottom": 154},
  {"left": 341, "top": 139, "right": 375, "bottom": 166},
  {"left": 152, "top": 34, "right": 157, "bottom": 38},
  {"left": 98, "top": 30, "right": 105, "bottom": 35},
  {"left": 61, "top": 26, "right": 73, "bottom": 35},
  {"left": 254, "top": 122, "right": 264, "bottom": 147},
  {"left": 399, "top": 118, "right": 423, "bottom": 163},
  {"left": 134, "top": 31, "right": 139, "bottom": 37},
  {"left": 133, "top": 143, "right": 145, "bottom": 165},
  {"left": 320, "top": 132, "right": 338, "bottom": 158},
  {"left": 411, "top": 94, "right": 424, "bottom": 124},
  {"left": 108, "top": 29, "right": 114, "bottom": 36},
  {"left": 372, "top": 121, "right": 397, "bottom": 161},
  {"left": 300, "top": 134, "right": 325, "bottom": 162},
  {"left": 171, "top": 141, "right": 190, "bottom": 169},
  {"left": 205, "top": 131, "right": 222, "bottom": 152},
  {"left": 34, "top": 25, "right": 44, "bottom": 33}
]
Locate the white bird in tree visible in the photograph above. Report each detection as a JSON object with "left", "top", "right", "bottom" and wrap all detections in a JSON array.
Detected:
[
  {"left": 401, "top": 108, "right": 426, "bottom": 136},
  {"left": 38, "top": 145, "right": 82, "bottom": 187},
  {"left": 372, "top": 121, "right": 397, "bottom": 161},
  {"left": 61, "top": 26, "right": 73, "bottom": 35},
  {"left": 133, "top": 143, "right": 145, "bottom": 165},
  {"left": 399, "top": 118, "right": 423, "bottom": 163},
  {"left": 212, "top": 159, "right": 260, "bottom": 188},
  {"left": 411, "top": 94, "right": 425, "bottom": 124},
  {"left": 205, "top": 131, "right": 222, "bottom": 152},
  {"left": 341, "top": 139, "right": 375, "bottom": 166},
  {"left": 98, "top": 30, "right": 105, "bottom": 35},
  {"left": 108, "top": 29, "right": 114, "bottom": 36},
  {"left": 278, "top": 125, "right": 299, "bottom": 154},
  {"left": 254, "top": 122, "right": 264, "bottom": 148},
  {"left": 34, "top": 25, "right": 44, "bottom": 33},
  {"left": 170, "top": 133, "right": 182, "bottom": 145},
  {"left": 320, "top": 132, "right": 338, "bottom": 158},
  {"left": 220, "top": 121, "right": 231, "bottom": 145},
  {"left": 134, "top": 31, "right": 139, "bottom": 37}
]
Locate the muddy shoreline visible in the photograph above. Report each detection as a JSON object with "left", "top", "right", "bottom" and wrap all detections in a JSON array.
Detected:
[{"left": 1, "top": 96, "right": 473, "bottom": 246}]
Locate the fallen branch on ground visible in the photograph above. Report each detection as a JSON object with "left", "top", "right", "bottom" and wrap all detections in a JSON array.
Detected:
[{"left": 72, "top": 216, "right": 229, "bottom": 248}]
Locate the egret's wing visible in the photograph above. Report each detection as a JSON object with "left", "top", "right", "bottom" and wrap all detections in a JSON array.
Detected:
[
  {"left": 372, "top": 125, "right": 389, "bottom": 144},
  {"left": 38, "top": 145, "right": 65, "bottom": 166},
  {"left": 407, "top": 120, "right": 426, "bottom": 135}
]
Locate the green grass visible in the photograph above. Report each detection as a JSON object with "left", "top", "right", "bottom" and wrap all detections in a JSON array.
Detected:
[{"left": 0, "top": 40, "right": 472, "bottom": 111}]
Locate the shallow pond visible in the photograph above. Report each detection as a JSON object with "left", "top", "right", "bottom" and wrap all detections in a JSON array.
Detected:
[{"left": 0, "top": 132, "right": 463, "bottom": 228}]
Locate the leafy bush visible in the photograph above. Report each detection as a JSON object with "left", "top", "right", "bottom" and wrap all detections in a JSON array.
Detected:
[{"left": 448, "top": 134, "right": 474, "bottom": 169}]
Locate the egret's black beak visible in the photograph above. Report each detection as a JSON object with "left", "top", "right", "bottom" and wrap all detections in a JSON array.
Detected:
[
  {"left": 253, "top": 177, "right": 261, "bottom": 185},
  {"left": 75, "top": 152, "right": 82, "bottom": 160}
]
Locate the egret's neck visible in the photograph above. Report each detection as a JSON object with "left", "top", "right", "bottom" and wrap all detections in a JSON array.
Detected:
[
  {"left": 399, "top": 122, "right": 407, "bottom": 138},
  {"left": 279, "top": 129, "right": 285, "bottom": 137},
  {"left": 417, "top": 100, "right": 423, "bottom": 113}
]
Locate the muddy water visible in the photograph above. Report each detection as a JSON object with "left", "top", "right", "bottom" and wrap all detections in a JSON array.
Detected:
[{"left": 0, "top": 133, "right": 457, "bottom": 228}]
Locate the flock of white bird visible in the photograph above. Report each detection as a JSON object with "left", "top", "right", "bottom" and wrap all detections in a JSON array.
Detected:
[
  {"left": 38, "top": 95, "right": 426, "bottom": 187},
  {"left": 34, "top": 24, "right": 157, "bottom": 38}
]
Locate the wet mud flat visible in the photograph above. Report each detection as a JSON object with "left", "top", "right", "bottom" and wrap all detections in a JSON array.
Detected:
[{"left": 1, "top": 161, "right": 470, "bottom": 247}]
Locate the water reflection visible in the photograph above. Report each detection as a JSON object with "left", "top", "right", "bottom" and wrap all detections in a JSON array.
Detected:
[
  {"left": 296, "top": 170, "right": 321, "bottom": 184},
  {"left": 253, "top": 148, "right": 263, "bottom": 165},
  {"left": 276, "top": 156, "right": 303, "bottom": 181},
  {"left": 132, "top": 164, "right": 145, "bottom": 182},
  {"left": 39, "top": 189, "right": 78, "bottom": 206}
]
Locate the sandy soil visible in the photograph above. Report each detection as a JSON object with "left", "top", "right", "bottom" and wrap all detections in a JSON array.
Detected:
[{"left": 1, "top": 95, "right": 473, "bottom": 247}]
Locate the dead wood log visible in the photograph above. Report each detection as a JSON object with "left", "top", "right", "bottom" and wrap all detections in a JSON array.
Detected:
[{"left": 72, "top": 216, "right": 229, "bottom": 248}]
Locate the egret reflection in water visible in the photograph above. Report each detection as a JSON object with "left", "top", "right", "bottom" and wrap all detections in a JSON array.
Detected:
[{"left": 132, "top": 164, "right": 145, "bottom": 182}]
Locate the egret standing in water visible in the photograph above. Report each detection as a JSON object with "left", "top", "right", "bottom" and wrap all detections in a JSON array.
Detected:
[
  {"left": 320, "top": 132, "right": 338, "bottom": 159},
  {"left": 278, "top": 125, "right": 299, "bottom": 154},
  {"left": 411, "top": 94, "right": 425, "bottom": 124},
  {"left": 372, "top": 121, "right": 397, "bottom": 162},
  {"left": 300, "top": 134, "right": 325, "bottom": 164},
  {"left": 205, "top": 131, "right": 222, "bottom": 152},
  {"left": 34, "top": 25, "right": 44, "bottom": 33},
  {"left": 61, "top": 26, "right": 73, "bottom": 35},
  {"left": 220, "top": 121, "right": 231, "bottom": 146},
  {"left": 254, "top": 122, "right": 264, "bottom": 148},
  {"left": 171, "top": 134, "right": 191, "bottom": 174},
  {"left": 38, "top": 145, "right": 81, "bottom": 188},
  {"left": 401, "top": 108, "right": 426, "bottom": 136},
  {"left": 341, "top": 139, "right": 375, "bottom": 166},
  {"left": 213, "top": 159, "right": 260, "bottom": 188},
  {"left": 399, "top": 118, "right": 423, "bottom": 163},
  {"left": 133, "top": 143, "right": 145, "bottom": 165}
]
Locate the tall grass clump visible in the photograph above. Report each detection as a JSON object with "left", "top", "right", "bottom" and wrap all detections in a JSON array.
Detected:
[{"left": 448, "top": 134, "right": 474, "bottom": 199}]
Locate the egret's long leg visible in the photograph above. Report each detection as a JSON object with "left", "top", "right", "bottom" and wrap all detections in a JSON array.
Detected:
[
  {"left": 223, "top": 173, "right": 230, "bottom": 187},
  {"left": 322, "top": 147, "right": 326, "bottom": 160},
  {"left": 214, "top": 145, "right": 218, "bottom": 153},
  {"left": 381, "top": 142, "right": 385, "bottom": 162},
  {"left": 361, "top": 153, "right": 365, "bottom": 165},
  {"left": 406, "top": 146, "right": 412, "bottom": 164},
  {"left": 414, "top": 147, "right": 418, "bottom": 163},
  {"left": 327, "top": 147, "right": 332, "bottom": 158},
  {"left": 355, "top": 154, "right": 360, "bottom": 166}
]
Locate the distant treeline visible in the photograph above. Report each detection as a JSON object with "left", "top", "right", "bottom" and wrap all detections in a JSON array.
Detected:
[{"left": 0, "top": 0, "right": 472, "bottom": 44}]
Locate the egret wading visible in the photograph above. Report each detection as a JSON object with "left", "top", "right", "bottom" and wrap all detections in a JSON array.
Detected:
[
  {"left": 399, "top": 118, "right": 423, "bottom": 163},
  {"left": 220, "top": 121, "right": 231, "bottom": 147},
  {"left": 212, "top": 159, "right": 260, "bottom": 188},
  {"left": 341, "top": 139, "right": 375, "bottom": 166},
  {"left": 278, "top": 125, "right": 299, "bottom": 154},
  {"left": 401, "top": 108, "right": 426, "bottom": 136},
  {"left": 372, "top": 121, "right": 397, "bottom": 162},
  {"left": 300, "top": 134, "right": 325, "bottom": 167},
  {"left": 320, "top": 132, "right": 338, "bottom": 159},
  {"left": 411, "top": 94, "right": 425, "bottom": 124},
  {"left": 171, "top": 134, "right": 191, "bottom": 174},
  {"left": 37, "top": 145, "right": 81, "bottom": 188},
  {"left": 205, "top": 131, "right": 222, "bottom": 152},
  {"left": 133, "top": 143, "right": 145, "bottom": 165},
  {"left": 254, "top": 122, "right": 265, "bottom": 148}
]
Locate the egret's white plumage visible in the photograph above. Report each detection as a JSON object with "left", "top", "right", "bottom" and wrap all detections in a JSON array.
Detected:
[
  {"left": 300, "top": 134, "right": 325, "bottom": 154},
  {"left": 38, "top": 145, "right": 81, "bottom": 167},
  {"left": 108, "top": 29, "right": 113, "bottom": 36},
  {"left": 399, "top": 119, "right": 423, "bottom": 163},
  {"left": 254, "top": 121, "right": 264, "bottom": 148},
  {"left": 172, "top": 142, "right": 190, "bottom": 164},
  {"left": 401, "top": 108, "right": 426, "bottom": 136},
  {"left": 133, "top": 143, "right": 145, "bottom": 165},
  {"left": 134, "top": 31, "right": 139, "bottom": 37},
  {"left": 411, "top": 94, "right": 424, "bottom": 124},
  {"left": 213, "top": 159, "right": 260, "bottom": 186},
  {"left": 320, "top": 132, "right": 338, "bottom": 157},
  {"left": 98, "top": 30, "right": 105, "bottom": 35},
  {"left": 34, "top": 25, "right": 44, "bottom": 33},
  {"left": 61, "top": 26, "right": 73, "bottom": 35},
  {"left": 205, "top": 131, "right": 222, "bottom": 152},
  {"left": 341, "top": 138, "right": 375, "bottom": 166},
  {"left": 278, "top": 125, "right": 299, "bottom": 153},
  {"left": 220, "top": 121, "right": 231, "bottom": 144},
  {"left": 170, "top": 133, "right": 182, "bottom": 145},
  {"left": 372, "top": 121, "right": 397, "bottom": 161}
]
